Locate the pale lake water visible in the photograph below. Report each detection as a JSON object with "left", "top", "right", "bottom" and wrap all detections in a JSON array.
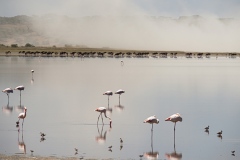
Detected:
[{"left": 0, "top": 55, "right": 240, "bottom": 160}]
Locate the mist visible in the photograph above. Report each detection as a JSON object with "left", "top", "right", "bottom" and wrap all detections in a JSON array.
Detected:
[{"left": 4, "top": 0, "right": 240, "bottom": 52}]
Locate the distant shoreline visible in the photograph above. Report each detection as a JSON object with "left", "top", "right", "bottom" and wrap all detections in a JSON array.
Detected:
[{"left": 0, "top": 47, "right": 239, "bottom": 58}]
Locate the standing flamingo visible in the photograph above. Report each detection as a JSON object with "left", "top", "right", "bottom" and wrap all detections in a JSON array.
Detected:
[
  {"left": 16, "top": 107, "right": 27, "bottom": 129},
  {"left": 103, "top": 91, "right": 113, "bottom": 107},
  {"left": 144, "top": 115, "right": 159, "bottom": 131},
  {"left": 115, "top": 89, "right": 125, "bottom": 102},
  {"left": 95, "top": 107, "right": 112, "bottom": 127},
  {"left": 165, "top": 113, "right": 182, "bottom": 132},
  {"left": 2, "top": 88, "right": 13, "bottom": 104},
  {"left": 15, "top": 85, "right": 24, "bottom": 102}
]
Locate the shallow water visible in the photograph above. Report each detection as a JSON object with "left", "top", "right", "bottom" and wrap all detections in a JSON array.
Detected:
[{"left": 0, "top": 56, "right": 240, "bottom": 160}]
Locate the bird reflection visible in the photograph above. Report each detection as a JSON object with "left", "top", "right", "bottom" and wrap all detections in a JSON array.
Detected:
[
  {"left": 15, "top": 104, "right": 25, "bottom": 113},
  {"left": 18, "top": 129, "right": 26, "bottom": 154},
  {"left": 144, "top": 129, "right": 159, "bottom": 159},
  {"left": 165, "top": 128, "right": 182, "bottom": 160},
  {"left": 95, "top": 124, "right": 111, "bottom": 144},
  {"left": 2, "top": 104, "right": 13, "bottom": 115},
  {"left": 205, "top": 129, "right": 209, "bottom": 135}
]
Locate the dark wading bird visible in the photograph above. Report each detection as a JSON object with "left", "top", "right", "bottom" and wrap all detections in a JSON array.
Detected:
[
  {"left": 2, "top": 88, "right": 13, "bottom": 104},
  {"left": 95, "top": 107, "right": 112, "bottom": 127},
  {"left": 144, "top": 115, "right": 159, "bottom": 131}
]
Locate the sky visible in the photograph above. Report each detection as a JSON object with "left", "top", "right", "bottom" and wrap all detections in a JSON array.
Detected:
[
  {"left": 1, "top": 0, "right": 240, "bottom": 18},
  {"left": 0, "top": 0, "right": 240, "bottom": 52}
]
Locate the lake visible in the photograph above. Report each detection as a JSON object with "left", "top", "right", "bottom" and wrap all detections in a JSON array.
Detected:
[{"left": 0, "top": 55, "right": 240, "bottom": 160}]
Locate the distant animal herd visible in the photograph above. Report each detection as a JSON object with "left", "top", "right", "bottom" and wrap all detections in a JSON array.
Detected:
[{"left": 3, "top": 50, "right": 239, "bottom": 58}]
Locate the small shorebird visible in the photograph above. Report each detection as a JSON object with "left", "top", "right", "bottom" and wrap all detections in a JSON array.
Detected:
[
  {"left": 40, "top": 132, "right": 46, "bottom": 137},
  {"left": 217, "top": 130, "right": 222, "bottom": 135},
  {"left": 232, "top": 151, "right": 235, "bottom": 154},
  {"left": 120, "top": 138, "right": 123, "bottom": 143},
  {"left": 144, "top": 115, "right": 159, "bottom": 131},
  {"left": 205, "top": 125, "right": 209, "bottom": 130}
]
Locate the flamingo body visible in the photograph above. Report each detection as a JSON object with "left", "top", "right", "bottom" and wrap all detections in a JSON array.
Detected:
[
  {"left": 115, "top": 89, "right": 125, "bottom": 95},
  {"left": 18, "top": 107, "right": 27, "bottom": 120},
  {"left": 2, "top": 88, "right": 13, "bottom": 94},
  {"left": 15, "top": 85, "right": 25, "bottom": 91},
  {"left": 95, "top": 107, "right": 112, "bottom": 127},
  {"left": 103, "top": 91, "right": 113, "bottom": 96},
  {"left": 144, "top": 115, "right": 159, "bottom": 124},
  {"left": 165, "top": 113, "right": 182, "bottom": 123}
]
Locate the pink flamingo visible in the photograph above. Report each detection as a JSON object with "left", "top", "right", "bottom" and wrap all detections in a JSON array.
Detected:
[
  {"left": 15, "top": 85, "right": 24, "bottom": 102},
  {"left": 2, "top": 88, "right": 13, "bottom": 104},
  {"left": 95, "top": 107, "right": 112, "bottom": 127},
  {"left": 115, "top": 89, "right": 125, "bottom": 102},
  {"left": 165, "top": 113, "right": 182, "bottom": 131},
  {"left": 16, "top": 107, "right": 27, "bottom": 129},
  {"left": 144, "top": 115, "right": 159, "bottom": 131},
  {"left": 103, "top": 91, "right": 113, "bottom": 107}
]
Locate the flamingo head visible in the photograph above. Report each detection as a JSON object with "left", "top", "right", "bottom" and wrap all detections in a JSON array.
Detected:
[{"left": 24, "top": 107, "right": 27, "bottom": 112}]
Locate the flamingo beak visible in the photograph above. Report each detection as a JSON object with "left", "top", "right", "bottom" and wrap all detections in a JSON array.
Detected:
[{"left": 165, "top": 118, "right": 171, "bottom": 121}]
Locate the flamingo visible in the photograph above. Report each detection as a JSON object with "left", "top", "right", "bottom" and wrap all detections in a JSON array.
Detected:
[
  {"left": 115, "top": 89, "right": 125, "bottom": 102},
  {"left": 144, "top": 115, "right": 159, "bottom": 131},
  {"left": 103, "top": 91, "right": 113, "bottom": 107},
  {"left": 16, "top": 107, "right": 27, "bottom": 128},
  {"left": 2, "top": 88, "right": 13, "bottom": 104},
  {"left": 165, "top": 113, "right": 182, "bottom": 131},
  {"left": 15, "top": 85, "right": 24, "bottom": 102},
  {"left": 95, "top": 107, "right": 112, "bottom": 127}
]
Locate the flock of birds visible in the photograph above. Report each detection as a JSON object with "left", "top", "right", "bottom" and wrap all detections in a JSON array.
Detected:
[{"left": 1, "top": 67, "right": 237, "bottom": 159}]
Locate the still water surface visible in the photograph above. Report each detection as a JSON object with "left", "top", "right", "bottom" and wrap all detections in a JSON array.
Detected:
[{"left": 0, "top": 56, "right": 240, "bottom": 159}]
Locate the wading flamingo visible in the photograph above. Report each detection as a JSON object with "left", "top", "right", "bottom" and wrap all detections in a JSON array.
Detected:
[
  {"left": 165, "top": 113, "right": 182, "bottom": 131},
  {"left": 103, "top": 91, "right": 113, "bottom": 107},
  {"left": 144, "top": 115, "right": 159, "bottom": 131},
  {"left": 16, "top": 107, "right": 27, "bottom": 129},
  {"left": 15, "top": 85, "right": 24, "bottom": 102},
  {"left": 2, "top": 88, "right": 13, "bottom": 104},
  {"left": 95, "top": 107, "right": 112, "bottom": 127},
  {"left": 115, "top": 89, "right": 125, "bottom": 102}
]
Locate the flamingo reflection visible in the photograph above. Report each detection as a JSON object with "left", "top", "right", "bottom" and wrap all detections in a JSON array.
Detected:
[
  {"left": 95, "top": 123, "right": 111, "bottom": 144},
  {"left": 18, "top": 129, "right": 26, "bottom": 154},
  {"left": 144, "top": 128, "right": 159, "bottom": 159},
  {"left": 2, "top": 104, "right": 13, "bottom": 115}
]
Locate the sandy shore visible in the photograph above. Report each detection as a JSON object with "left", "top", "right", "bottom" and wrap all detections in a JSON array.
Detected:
[{"left": 0, "top": 154, "right": 114, "bottom": 160}]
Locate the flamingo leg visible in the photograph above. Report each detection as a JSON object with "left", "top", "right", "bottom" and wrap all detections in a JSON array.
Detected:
[
  {"left": 101, "top": 113, "right": 104, "bottom": 125},
  {"left": 7, "top": 94, "right": 9, "bottom": 104},
  {"left": 108, "top": 96, "right": 109, "bottom": 108},
  {"left": 97, "top": 113, "right": 101, "bottom": 125},
  {"left": 174, "top": 122, "right": 176, "bottom": 132},
  {"left": 151, "top": 124, "right": 153, "bottom": 131}
]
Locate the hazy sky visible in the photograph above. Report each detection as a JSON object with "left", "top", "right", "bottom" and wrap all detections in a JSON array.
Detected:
[
  {"left": 0, "top": 0, "right": 240, "bottom": 18},
  {"left": 1, "top": 0, "right": 240, "bottom": 52}
]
